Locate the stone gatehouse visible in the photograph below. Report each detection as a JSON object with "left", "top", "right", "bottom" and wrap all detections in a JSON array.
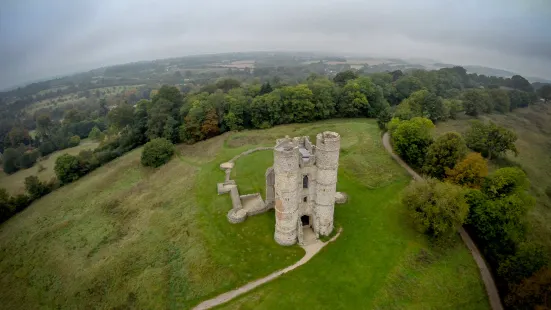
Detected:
[{"left": 218, "top": 131, "right": 345, "bottom": 246}]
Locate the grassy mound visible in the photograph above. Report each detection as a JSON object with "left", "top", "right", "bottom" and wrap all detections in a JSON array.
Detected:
[{"left": 0, "top": 119, "right": 488, "bottom": 309}]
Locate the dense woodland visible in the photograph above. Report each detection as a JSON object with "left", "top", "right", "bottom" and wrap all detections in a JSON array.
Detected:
[{"left": 1, "top": 53, "right": 551, "bottom": 309}]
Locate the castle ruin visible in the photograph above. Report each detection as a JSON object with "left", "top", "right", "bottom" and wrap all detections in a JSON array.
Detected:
[{"left": 218, "top": 131, "right": 345, "bottom": 246}]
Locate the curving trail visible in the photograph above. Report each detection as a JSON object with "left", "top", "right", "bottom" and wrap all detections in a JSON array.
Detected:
[
  {"left": 382, "top": 132, "right": 503, "bottom": 310},
  {"left": 192, "top": 228, "right": 342, "bottom": 310}
]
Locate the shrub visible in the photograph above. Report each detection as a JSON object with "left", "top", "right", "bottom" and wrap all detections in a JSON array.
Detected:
[
  {"left": 402, "top": 179, "right": 469, "bottom": 239},
  {"left": 10, "top": 194, "right": 31, "bottom": 212},
  {"left": 39, "top": 141, "right": 57, "bottom": 156},
  {"left": 0, "top": 188, "right": 14, "bottom": 222},
  {"left": 54, "top": 154, "right": 84, "bottom": 184},
  {"left": 422, "top": 132, "right": 467, "bottom": 179},
  {"left": 445, "top": 153, "right": 489, "bottom": 188},
  {"left": 19, "top": 149, "right": 40, "bottom": 169},
  {"left": 88, "top": 126, "right": 102, "bottom": 141},
  {"left": 141, "top": 138, "right": 175, "bottom": 168},
  {"left": 68, "top": 135, "right": 81, "bottom": 147},
  {"left": 24, "top": 175, "right": 52, "bottom": 200},
  {"left": 2, "top": 148, "right": 21, "bottom": 174}
]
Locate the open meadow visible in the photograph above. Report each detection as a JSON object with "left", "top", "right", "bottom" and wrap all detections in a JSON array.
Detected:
[{"left": 0, "top": 119, "right": 489, "bottom": 309}]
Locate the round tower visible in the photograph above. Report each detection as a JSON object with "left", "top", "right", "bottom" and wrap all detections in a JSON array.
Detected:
[
  {"left": 314, "top": 131, "right": 340, "bottom": 236},
  {"left": 273, "top": 140, "right": 300, "bottom": 246}
]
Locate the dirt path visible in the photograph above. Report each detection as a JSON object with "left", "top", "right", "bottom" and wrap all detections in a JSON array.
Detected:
[
  {"left": 192, "top": 228, "right": 342, "bottom": 310},
  {"left": 382, "top": 132, "right": 503, "bottom": 310}
]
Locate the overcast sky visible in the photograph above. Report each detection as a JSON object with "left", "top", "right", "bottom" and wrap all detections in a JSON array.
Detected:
[{"left": 1, "top": 0, "right": 550, "bottom": 89}]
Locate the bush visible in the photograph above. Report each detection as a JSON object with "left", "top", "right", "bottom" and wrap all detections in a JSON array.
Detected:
[
  {"left": 422, "top": 132, "right": 467, "bottom": 179},
  {"left": 39, "top": 141, "right": 57, "bottom": 156},
  {"left": 2, "top": 148, "right": 21, "bottom": 174},
  {"left": 402, "top": 179, "right": 469, "bottom": 239},
  {"left": 24, "top": 175, "right": 52, "bottom": 200},
  {"left": 141, "top": 138, "right": 175, "bottom": 168},
  {"left": 0, "top": 188, "right": 14, "bottom": 223},
  {"left": 19, "top": 149, "right": 40, "bottom": 169},
  {"left": 88, "top": 126, "right": 103, "bottom": 141},
  {"left": 68, "top": 135, "right": 81, "bottom": 147},
  {"left": 445, "top": 153, "right": 489, "bottom": 188},
  {"left": 54, "top": 154, "right": 84, "bottom": 184},
  {"left": 498, "top": 242, "right": 548, "bottom": 285},
  {"left": 10, "top": 194, "right": 31, "bottom": 212}
]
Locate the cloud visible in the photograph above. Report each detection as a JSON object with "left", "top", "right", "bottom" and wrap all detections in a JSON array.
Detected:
[{"left": 1, "top": 0, "right": 550, "bottom": 89}]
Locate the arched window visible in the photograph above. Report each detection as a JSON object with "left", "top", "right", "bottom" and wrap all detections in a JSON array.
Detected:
[{"left": 303, "top": 175, "right": 309, "bottom": 188}]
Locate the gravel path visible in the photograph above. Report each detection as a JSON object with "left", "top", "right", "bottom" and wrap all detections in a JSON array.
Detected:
[
  {"left": 192, "top": 228, "right": 342, "bottom": 310},
  {"left": 382, "top": 132, "right": 503, "bottom": 310}
]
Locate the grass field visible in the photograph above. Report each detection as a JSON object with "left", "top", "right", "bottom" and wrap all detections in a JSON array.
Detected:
[
  {"left": 0, "top": 140, "right": 99, "bottom": 195},
  {"left": 434, "top": 103, "right": 551, "bottom": 253},
  {"left": 0, "top": 120, "right": 489, "bottom": 309}
]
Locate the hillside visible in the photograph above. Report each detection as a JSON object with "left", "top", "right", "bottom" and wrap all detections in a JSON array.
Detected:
[
  {"left": 434, "top": 103, "right": 551, "bottom": 252},
  {"left": 0, "top": 120, "right": 489, "bottom": 309}
]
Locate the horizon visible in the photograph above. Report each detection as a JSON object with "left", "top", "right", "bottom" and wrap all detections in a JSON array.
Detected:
[{"left": 1, "top": 0, "right": 550, "bottom": 90}]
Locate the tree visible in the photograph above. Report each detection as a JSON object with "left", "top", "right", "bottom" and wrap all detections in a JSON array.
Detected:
[
  {"left": 7, "top": 127, "right": 31, "bottom": 147},
  {"left": 141, "top": 138, "right": 175, "bottom": 168},
  {"left": 147, "top": 98, "right": 178, "bottom": 141},
  {"left": 88, "top": 126, "right": 102, "bottom": 141},
  {"left": 108, "top": 104, "right": 135, "bottom": 130},
  {"left": 259, "top": 82, "right": 273, "bottom": 95},
  {"left": 463, "top": 89, "right": 491, "bottom": 116},
  {"left": 422, "top": 132, "right": 467, "bottom": 179},
  {"left": 465, "top": 121, "right": 518, "bottom": 159},
  {"left": 537, "top": 84, "right": 551, "bottom": 102},
  {"left": 63, "top": 109, "right": 83, "bottom": 124},
  {"left": 24, "top": 175, "right": 51, "bottom": 200},
  {"left": 338, "top": 81, "right": 370, "bottom": 117},
  {"left": 99, "top": 98, "right": 109, "bottom": 116},
  {"left": 333, "top": 70, "right": 358, "bottom": 86},
  {"left": 402, "top": 179, "right": 469, "bottom": 238},
  {"left": 388, "top": 117, "right": 434, "bottom": 168},
  {"left": 307, "top": 76, "right": 337, "bottom": 120},
  {"left": 36, "top": 114, "right": 53, "bottom": 139},
  {"left": 497, "top": 242, "right": 548, "bottom": 284},
  {"left": 68, "top": 135, "right": 81, "bottom": 147},
  {"left": 395, "top": 75, "right": 423, "bottom": 101},
  {"left": 443, "top": 99, "right": 462, "bottom": 119},
  {"left": 400, "top": 89, "right": 446, "bottom": 122},
  {"left": 152, "top": 85, "right": 183, "bottom": 106},
  {"left": 19, "top": 150, "right": 39, "bottom": 169},
  {"left": 2, "top": 148, "right": 21, "bottom": 174},
  {"left": 54, "top": 154, "right": 83, "bottom": 184},
  {"left": 482, "top": 167, "right": 529, "bottom": 199},
  {"left": 215, "top": 78, "right": 241, "bottom": 92},
  {"left": 445, "top": 153, "right": 488, "bottom": 188},
  {"left": 377, "top": 107, "right": 392, "bottom": 130},
  {"left": 469, "top": 192, "right": 534, "bottom": 257},
  {"left": 280, "top": 84, "right": 315, "bottom": 123},
  {"left": 506, "top": 267, "right": 551, "bottom": 309},
  {"left": 200, "top": 109, "right": 220, "bottom": 138},
  {"left": 508, "top": 75, "right": 533, "bottom": 93},
  {"left": 489, "top": 89, "right": 511, "bottom": 113}
]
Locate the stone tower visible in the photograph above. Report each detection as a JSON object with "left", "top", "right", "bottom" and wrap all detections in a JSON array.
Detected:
[
  {"left": 314, "top": 132, "right": 340, "bottom": 236},
  {"left": 271, "top": 132, "right": 341, "bottom": 246},
  {"left": 273, "top": 138, "right": 301, "bottom": 246}
]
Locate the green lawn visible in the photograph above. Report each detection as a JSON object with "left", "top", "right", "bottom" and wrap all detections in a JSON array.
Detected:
[
  {"left": 0, "top": 119, "right": 489, "bottom": 309},
  {"left": 0, "top": 139, "right": 99, "bottom": 195}
]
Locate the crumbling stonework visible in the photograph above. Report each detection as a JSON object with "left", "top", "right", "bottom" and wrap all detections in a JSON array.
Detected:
[{"left": 218, "top": 132, "right": 344, "bottom": 246}]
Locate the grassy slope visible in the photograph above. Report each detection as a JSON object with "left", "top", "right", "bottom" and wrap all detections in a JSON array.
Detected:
[
  {"left": 434, "top": 103, "right": 551, "bottom": 253},
  {"left": 0, "top": 140, "right": 99, "bottom": 195},
  {"left": 0, "top": 120, "right": 489, "bottom": 309}
]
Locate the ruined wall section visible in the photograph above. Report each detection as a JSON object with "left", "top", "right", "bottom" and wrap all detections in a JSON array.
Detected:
[{"left": 314, "top": 132, "right": 340, "bottom": 236}]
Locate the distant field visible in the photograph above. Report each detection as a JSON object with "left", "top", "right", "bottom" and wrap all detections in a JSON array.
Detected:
[
  {"left": 434, "top": 104, "right": 551, "bottom": 253},
  {"left": 0, "top": 120, "right": 488, "bottom": 309},
  {"left": 217, "top": 60, "right": 255, "bottom": 69},
  {"left": 0, "top": 140, "right": 99, "bottom": 195}
]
